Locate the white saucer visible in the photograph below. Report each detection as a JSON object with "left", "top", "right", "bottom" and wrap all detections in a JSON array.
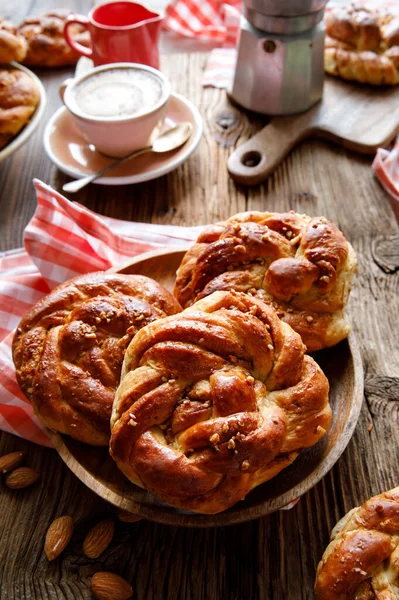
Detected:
[
  {"left": 43, "top": 92, "right": 203, "bottom": 185},
  {"left": 0, "top": 63, "right": 46, "bottom": 164}
]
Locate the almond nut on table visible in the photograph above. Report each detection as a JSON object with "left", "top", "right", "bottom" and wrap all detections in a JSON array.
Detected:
[
  {"left": 5, "top": 466, "right": 39, "bottom": 489},
  {"left": 83, "top": 519, "right": 115, "bottom": 559},
  {"left": 91, "top": 572, "right": 133, "bottom": 600},
  {"left": 0, "top": 450, "right": 25, "bottom": 474},
  {"left": 44, "top": 515, "right": 74, "bottom": 561}
]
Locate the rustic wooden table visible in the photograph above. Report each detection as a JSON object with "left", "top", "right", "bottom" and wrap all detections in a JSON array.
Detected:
[{"left": 1, "top": 1, "right": 399, "bottom": 599}]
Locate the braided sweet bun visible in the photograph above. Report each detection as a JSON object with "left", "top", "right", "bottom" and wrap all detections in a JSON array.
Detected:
[
  {"left": 110, "top": 290, "right": 331, "bottom": 514},
  {"left": 173, "top": 211, "right": 357, "bottom": 352},
  {"left": 325, "top": 4, "right": 399, "bottom": 85},
  {"left": 17, "top": 9, "right": 90, "bottom": 68},
  {"left": 0, "top": 18, "right": 27, "bottom": 63},
  {"left": 315, "top": 487, "right": 399, "bottom": 599},
  {"left": 0, "top": 67, "right": 40, "bottom": 149},
  {"left": 12, "top": 272, "right": 181, "bottom": 446}
]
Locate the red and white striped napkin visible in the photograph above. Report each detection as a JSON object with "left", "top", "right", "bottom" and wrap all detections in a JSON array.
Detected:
[
  {"left": 0, "top": 180, "right": 203, "bottom": 446},
  {"left": 372, "top": 141, "right": 399, "bottom": 219}
]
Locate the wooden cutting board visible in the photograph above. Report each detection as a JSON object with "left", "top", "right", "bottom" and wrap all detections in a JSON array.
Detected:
[{"left": 228, "top": 76, "right": 399, "bottom": 186}]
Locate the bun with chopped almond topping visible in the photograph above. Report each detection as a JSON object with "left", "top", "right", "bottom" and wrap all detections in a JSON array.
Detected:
[
  {"left": 12, "top": 272, "right": 181, "bottom": 446},
  {"left": 315, "top": 486, "right": 399, "bottom": 600},
  {"left": 325, "top": 4, "right": 399, "bottom": 85},
  {"left": 110, "top": 290, "right": 331, "bottom": 514},
  {"left": 173, "top": 211, "right": 357, "bottom": 352}
]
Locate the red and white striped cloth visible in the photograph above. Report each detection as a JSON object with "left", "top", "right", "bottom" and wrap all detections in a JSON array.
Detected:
[
  {"left": 164, "top": 0, "right": 241, "bottom": 46},
  {"left": 0, "top": 180, "right": 203, "bottom": 446},
  {"left": 372, "top": 141, "right": 399, "bottom": 219}
]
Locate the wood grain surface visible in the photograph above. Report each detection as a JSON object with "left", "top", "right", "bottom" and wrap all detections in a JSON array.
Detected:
[{"left": 0, "top": 0, "right": 398, "bottom": 598}]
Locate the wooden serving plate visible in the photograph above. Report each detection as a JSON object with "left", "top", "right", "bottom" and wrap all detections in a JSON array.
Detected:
[{"left": 48, "top": 248, "right": 364, "bottom": 527}]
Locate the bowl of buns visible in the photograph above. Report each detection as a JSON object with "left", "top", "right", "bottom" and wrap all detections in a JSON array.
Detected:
[
  {"left": 0, "top": 8, "right": 92, "bottom": 163},
  {"left": 12, "top": 211, "right": 364, "bottom": 526},
  {"left": 0, "top": 62, "right": 45, "bottom": 162}
]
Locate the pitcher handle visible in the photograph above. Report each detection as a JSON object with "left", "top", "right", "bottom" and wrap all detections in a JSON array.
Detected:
[{"left": 64, "top": 15, "right": 93, "bottom": 59}]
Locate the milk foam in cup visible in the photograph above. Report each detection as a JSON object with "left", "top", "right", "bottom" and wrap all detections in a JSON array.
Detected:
[{"left": 61, "top": 63, "right": 171, "bottom": 157}]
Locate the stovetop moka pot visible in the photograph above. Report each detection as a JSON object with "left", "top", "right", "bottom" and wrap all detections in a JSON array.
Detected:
[{"left": 230, "top": 0, "right": 329, "bottom": 115}]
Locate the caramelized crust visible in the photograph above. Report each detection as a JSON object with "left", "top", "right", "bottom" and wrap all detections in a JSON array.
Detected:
[
  {"left": 315, "top": 487, "right": 399, "bottom": 600},
  {"left": 173, "top": 211, "right": 357, "bottom": 352},
  {"left": 12, "top": 272, "right": 181, "bottom": 446},
  {"left": 325, "top": 4, "right": 399, "bottom": 85},
  {"left": 0, "top": 18, "right": 27, "bottom": 63},
  {"left": 0, "top": 67, "right": 40, "bottom": 149},
  {"left": 17, "top": 9, "right": 89, "bottom": 67},
  {"left": 110, "top": 291, "right": 331, "bottom": 514}
]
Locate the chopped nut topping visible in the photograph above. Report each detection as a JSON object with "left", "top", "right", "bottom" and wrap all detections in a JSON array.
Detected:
[
  {"left": 249, "top": 305, "right": 257, "bottom": 315},
  {"left": 169, "top": 378, "right": 176, "bottom": 384},
  {"left": 241, "top": 460, "right": 250, "bottom": 471},
  {"left": 320, "top": 276, "right": 330, "bottom": 283},
  {"left": 238, "top": 421, "right": 245, "bottom": 428},
  {"left": 286, "top": 230, "right": 293, "bottom": 239},
  {"left": 161, "top": 376, "right": 168, "bottom": 383},
  {"left": 267, "top": 344, "right": 274, "bottom": 351},
  {"left": 128, "top": 418, "right": 137, "bottom": 427},
  {"left": 306, "top": 316, "right": 314, "bottom": 323},
  {"left": 290, "top": 235, "right": 301, "bottom": 246},
  {"left": 95, "top": 316, "right": 101, "bottom": 323},
  {"left": 222, "top": 423, "right": 229, "bottom": 433},
  {"left": 198, "top": 338, "right": 205, "bottom": 344},
  {"left": 84, "top": 332, "right": 97, "bottom": 339},
  {"left": 227, "top": 439, "right": 236, "bottom": 450},
  {"left": 234, "top": 245, "right": 246, "bottom": 253},
  {"left": 246, "top": 376, "right": 255, "bottom": 384},
  {"left": 210, "top": 433, "right": 220, "bottom": 445}
]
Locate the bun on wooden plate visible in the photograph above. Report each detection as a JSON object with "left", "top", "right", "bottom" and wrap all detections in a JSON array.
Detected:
[
  {"left": 0, "top": 66, "right": 40, "bottom": 149},
  {"left": 0, "top": 18, "right": 27, "bottom": 63},
  {"left": 12, "top": 272, "right": 181, "bottom": 446},
  {"left": 315, "top": 486, "right": 399, "bottom": 600},
  {"left": 17, "top": 9, "right": 89, "bottom": 67},
  {"left": 174, "top": 211, "right": 357, "bottom": 352},
  {"left": 325, "top": 4, "right": 399, "bottom": 85},
  {"left": 110, "top": 290, "right": 331, "bottom": 514}
]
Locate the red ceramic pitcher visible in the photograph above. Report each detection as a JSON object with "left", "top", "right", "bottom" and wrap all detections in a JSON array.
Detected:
[{"left": 64, "top": 1, "right": 163, "bottom": 69}]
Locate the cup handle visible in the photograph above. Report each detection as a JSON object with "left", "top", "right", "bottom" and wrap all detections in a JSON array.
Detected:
[
  {"left": 64, "top": 15, "right": 93, "bottom": 59},
  {"left": 59, "top": 78, "right": 74, "bottom": 103}
]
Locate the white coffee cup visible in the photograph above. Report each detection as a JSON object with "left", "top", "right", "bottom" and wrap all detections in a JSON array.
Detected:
[{"left": 60, "top": 62, "right": 171, "bottom": 157}]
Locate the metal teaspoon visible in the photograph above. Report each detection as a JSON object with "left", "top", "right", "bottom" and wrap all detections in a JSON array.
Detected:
[{"left": 62, "top": 122, "right": 193, "bottom": 193}]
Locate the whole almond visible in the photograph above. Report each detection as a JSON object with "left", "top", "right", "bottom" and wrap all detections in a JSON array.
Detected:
[
  {"left": 0, "top": 451, "right": 25, "bottom": 474},
  {"left": 83, "top": 519, "right": 114, "bottom": 559},
  {"left": 5, "top": 466, "right": 39, "bottom": 489},
  {"left": 117, "top": 509, "right": 142, "bottom": 523},
  {"left": 91, "top": 572, "right": 133, "bottom": 600},
  {"left": 44, "top": 516, "right": 74, "bottom": 561}
]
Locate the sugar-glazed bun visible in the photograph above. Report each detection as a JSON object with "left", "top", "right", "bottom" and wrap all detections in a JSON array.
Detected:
[
  {"left": 174, "top": 211, "right": 357, "bottom": 352},
  {"left": 12, "top": 272, "right": 181, "bottom": 446},
  {"left": 110, "top": 291, "right": 331, "bottom": 514},
  {"left": 315, "top": 486, "right": 399, "bottom": 599}
]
